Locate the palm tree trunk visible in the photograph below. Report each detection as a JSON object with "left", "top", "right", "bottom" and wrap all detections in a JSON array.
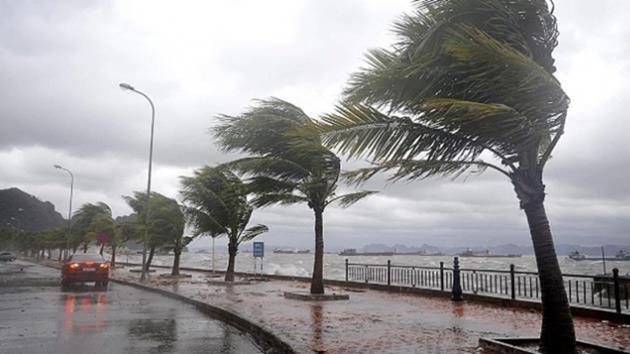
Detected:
[
  {"left": 524, "top": 201, "right": 576, "bottom": 354},
  {"left": 99, "top": 243, "right": 104, "bottom": 256},
  {"left": 225, "top": 241, "right": 237, "bottom": 282},
  {"left": 145, "top": 246, "right": 155, "bottom": 272},
  {"left": 310, "top": 208, "right": 325, "bottom": 295},
  {"left": 172, "top": 238, "right": 181, "bottom": 276},
  {"left": 111, "top": 244, "right": 116, "bottom": 267}
]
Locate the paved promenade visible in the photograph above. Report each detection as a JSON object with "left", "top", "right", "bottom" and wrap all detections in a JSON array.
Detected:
[{"left": 111, "top": 266, "right": 630, "bottom": 353}]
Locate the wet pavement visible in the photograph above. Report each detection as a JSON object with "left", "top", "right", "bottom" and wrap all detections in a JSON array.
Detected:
[
  {"left": 112, "top": 266, "right": 630, "bottom": 354},
  {"left": 0, "top": 260, "right": 262, "bottom": 354}
]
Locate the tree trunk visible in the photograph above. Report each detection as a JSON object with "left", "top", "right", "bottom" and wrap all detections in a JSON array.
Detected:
[
  {"left": 145, "top": 246, "right": 155, "bottom": 272},
  {"left": 524, "top": 201, "right": 576, "bottom": 353},
  {"left": 225, "top": 241, "right": 237, "bottom": 282},
  {"left": 111, "top": 244, "right": 116, "bottom": 267},
  {"left": 82, "top": 242, "right": 88, "bottom": 253},
  {"left": 58, "top": 249, "right": 63, "bottom": 261},
  {"left": 172, "top": 237, "right": 181, "bottom": 276},
  {"left": 310, "top": 208, "right": 325, "bottom": 295},
  {"left": 99, "top": 243, "right": 104, "bottom": 256},
  {"left": 513, "top": 167, "right": 576, "bottom": 354}
]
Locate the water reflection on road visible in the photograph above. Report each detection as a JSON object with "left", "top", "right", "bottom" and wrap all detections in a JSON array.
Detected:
[
  {"left": 0, "top": 261, "right": 262, "bottom": 354},
  {"left": 62, "top": 291, "right": 108, "bottom": 334}
]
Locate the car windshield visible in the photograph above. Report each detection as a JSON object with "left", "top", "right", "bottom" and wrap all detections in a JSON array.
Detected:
[{"left": 70, "top": 254, "right": 104, "bottom": 263}]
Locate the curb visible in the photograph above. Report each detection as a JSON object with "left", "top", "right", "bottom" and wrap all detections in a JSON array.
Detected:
[
  {"left": 116, "top": 261, "right": 630, "bottom": 324},
  {"left": 110, "top": 278, "right": 301, "bottom": 354}
]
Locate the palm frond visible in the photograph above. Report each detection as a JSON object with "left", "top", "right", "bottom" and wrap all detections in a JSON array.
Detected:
[
  {"left": 327, "top": 191, "right": 377, "bottom": 208},
  {"left": 239, "top": 224, "right": 269, "bottom": 243},
  {"left": 342, "top": 158, "right": 508, "bottom": 185},
  {"left": 250, "top": 193, "right": 309, "bottom": 208}
]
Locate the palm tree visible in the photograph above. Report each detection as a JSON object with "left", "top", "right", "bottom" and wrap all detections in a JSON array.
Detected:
[
  {"left": 180, "top": 166, "right": 268, "bottom": 282},
  {"left": 72, "top": 203, "right": 115, "bottom": 255},
  {"left": 316, "top": 1, "right": 573, "bottom": 352},
  {"left": 213, "top": 99, "right": 375, "bottom": 294},
  {"left": 123, "top": 192, "right": 186, "bottom": 275}
]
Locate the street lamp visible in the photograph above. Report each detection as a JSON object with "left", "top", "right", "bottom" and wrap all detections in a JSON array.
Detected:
[
  {"left": 54, "top": 164, "right": 74, "bottom": 260},
  {"left": 119, "top": 82, "right": 155, "bottom": 282}
]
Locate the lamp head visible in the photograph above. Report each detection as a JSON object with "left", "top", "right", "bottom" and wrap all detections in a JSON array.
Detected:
[
  {"left": 54, "top": 164, "right": 62, "bottom": 169},
  {"left": 119, "top": 83, "right": 135, "bottom": 91}
]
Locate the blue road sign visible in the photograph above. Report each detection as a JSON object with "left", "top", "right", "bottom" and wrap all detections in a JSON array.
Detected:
[{"left": 253, "top": 241, "right": 264, "bottom": 257}]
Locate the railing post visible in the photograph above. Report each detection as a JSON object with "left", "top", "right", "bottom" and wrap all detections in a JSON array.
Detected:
[
  {"left": 387, "top": 259, "right": 391, "bottom": 288},
  {"left": 345, "top": 258, "right": 349, "bottom": 283},
  {"left": 365, "top": 264, "right": 369, "bottom": 284},
  {"left": 452, "top": 257, "right": 463, "bottom": 301},
  {"left": 613, "top": 268, "right": 621, "bottom": 314},
  {"left": 510, "top": 264, "right": 516, "bottom": 300},
  {"left": 440, "top": 261, "right": 444, "bottom": 291}
]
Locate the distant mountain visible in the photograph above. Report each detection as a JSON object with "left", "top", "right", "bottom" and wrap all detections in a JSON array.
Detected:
[
  {"left": 357, "top": 242, "right": 629, "bottom": 256},
  {"left": 0, "top": 188, "right": 65, "bottom": 232}
]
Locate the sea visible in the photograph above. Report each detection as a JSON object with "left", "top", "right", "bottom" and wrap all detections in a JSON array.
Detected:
[{"left": 116, "top": 252, "right": 630, "bottom": 279}]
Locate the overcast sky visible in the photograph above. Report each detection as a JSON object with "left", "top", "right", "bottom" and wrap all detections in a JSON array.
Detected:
[{"left": 1, "top": 0, "right": 629, "bottom": 250}]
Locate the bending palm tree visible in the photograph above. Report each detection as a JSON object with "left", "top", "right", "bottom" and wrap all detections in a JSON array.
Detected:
[
  {"left": 123, "top": 192, "right": 186, "bottom": 274},
  {"left": 72, "top": 202, "right": 115, "bottom": 255},
  {"left": 214, "top": 99, "right": 374, "bottom": 294},
  {"left": 316, "top": 1, "right": 574, "bottom": 352},
  {"left": 180, "top": 166, "right": 268, "bottom": 282}
]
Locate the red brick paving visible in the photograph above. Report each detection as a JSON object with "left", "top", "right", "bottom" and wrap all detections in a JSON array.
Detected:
[{"left": 112, "top": 268, "right": 630, "bottom": 353}]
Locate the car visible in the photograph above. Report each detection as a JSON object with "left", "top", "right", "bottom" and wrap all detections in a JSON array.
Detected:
[
  {"left": 61, "top": 254, "right": 109, "bottom": 287},
  {"left": 0, "top": 252, "right": 17, "bottom": 262}
]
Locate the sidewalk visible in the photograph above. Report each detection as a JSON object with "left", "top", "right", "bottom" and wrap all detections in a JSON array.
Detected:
[{"left": 111, "top": 266, "right": 630, "bottom": 353}]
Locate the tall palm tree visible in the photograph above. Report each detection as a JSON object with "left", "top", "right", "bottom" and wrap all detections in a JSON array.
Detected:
[
  {"left": 315, "top": 1, "right": 574, "bottom": 352},
  {"left": 180, "top": 166, "right": 268, "bottom": 282},
  {"left": 123, "top": 191, "right": 186, "bottom": 275},
  {"left": 213, "top": 99, "right": 375, "bottom": 294}
]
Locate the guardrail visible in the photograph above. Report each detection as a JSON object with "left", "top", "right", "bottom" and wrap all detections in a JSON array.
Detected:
[{"left": 345, "top": 257, "right": 630, "bottom": 314}]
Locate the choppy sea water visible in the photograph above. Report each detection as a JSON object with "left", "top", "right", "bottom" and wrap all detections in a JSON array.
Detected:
[{"left": 116, "top": 252, "right": 630, "bottom": 279}]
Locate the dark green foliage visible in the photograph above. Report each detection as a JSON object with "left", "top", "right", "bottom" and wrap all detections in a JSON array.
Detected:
[
  {"left": 180, "top": 166, "right": 268, "bottom": 281},
  {"left": 315, "top": 1, "right": 575, "bottom": 352},
  {"left": 123, "top": 192, "right": 186, "bottom": 252},
  {"left": 213, "top": 98, "right": 375, "bottom": 293}
]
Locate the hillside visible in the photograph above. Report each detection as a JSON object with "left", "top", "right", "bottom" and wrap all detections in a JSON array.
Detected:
[{"left": 0, "top": 188, "right": 66, "bottom": 232}]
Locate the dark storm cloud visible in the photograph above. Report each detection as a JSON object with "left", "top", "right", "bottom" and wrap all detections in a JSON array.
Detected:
[{"left": 0, "top": 0, "right": 628, "bottom": 250}]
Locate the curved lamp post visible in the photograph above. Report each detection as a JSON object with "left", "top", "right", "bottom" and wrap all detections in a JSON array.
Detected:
[
  {"left": 119, "top": 82, "right": 155, "bottom": 282},
  {"left": 54, "top": 164, "right": 74, "bottom": 260}
]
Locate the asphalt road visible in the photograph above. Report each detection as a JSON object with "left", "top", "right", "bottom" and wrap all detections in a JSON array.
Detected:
[{"left": 0, "top": 259, "right": 262, "bottom": 354}]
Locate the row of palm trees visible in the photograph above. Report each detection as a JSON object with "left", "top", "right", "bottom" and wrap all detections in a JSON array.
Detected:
[
  {"left": 21, "top": 1, "right": 573, "bottom": 352},
  {"left": 206, "top": 0, "right": 576, "bottom": 353}
]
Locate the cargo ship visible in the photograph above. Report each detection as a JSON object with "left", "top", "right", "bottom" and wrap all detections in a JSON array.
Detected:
[
  {"left": 273, "top": 248, "right": 311, "bottom": 254},
  {"left": 339, "top": 248, "right": 444, "bottom": 256},
  {"left": 338, "top": 249, "right": 394, "bottom": 256},
  {"left": 457, "top": 249, "right": 521, "bottom": 258}
]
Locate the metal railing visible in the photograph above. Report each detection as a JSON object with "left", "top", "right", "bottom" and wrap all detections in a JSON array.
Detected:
[{"left": 345, "top": 258, "right": 630, "bottom": 314}]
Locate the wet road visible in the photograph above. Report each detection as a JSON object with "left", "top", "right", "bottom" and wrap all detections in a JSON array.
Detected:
[{"left": 0, "top": 260, "right": 262, "bottom": 354}]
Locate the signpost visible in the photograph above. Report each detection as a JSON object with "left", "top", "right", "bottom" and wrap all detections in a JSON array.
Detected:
[{"left": 253, "top": 241, "right": 264, "bottom": 276}]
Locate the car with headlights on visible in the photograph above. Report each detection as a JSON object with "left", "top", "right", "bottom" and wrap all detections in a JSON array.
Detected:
[{"left": 61, "top": 254, "right": 109, "bottom": 287}]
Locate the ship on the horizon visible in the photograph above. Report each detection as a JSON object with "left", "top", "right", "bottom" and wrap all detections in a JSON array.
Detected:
[
  {"left": 338, "top": 248, "right": 395, "bottom": 256},
  {"left": 338, "top": 248, "right": 444, "bottom": 256},
  {"left": 616, "top": 250, "right": 630, "bottom": 260},
  {"left": 457, "top": 248, "right": 521, "bottom": 258},
  {"left": 273, "top": 248, "right": 311, "bottom": 254},
  {"left": 568, "top": 250, "right": 587, "bottom": 261}
]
